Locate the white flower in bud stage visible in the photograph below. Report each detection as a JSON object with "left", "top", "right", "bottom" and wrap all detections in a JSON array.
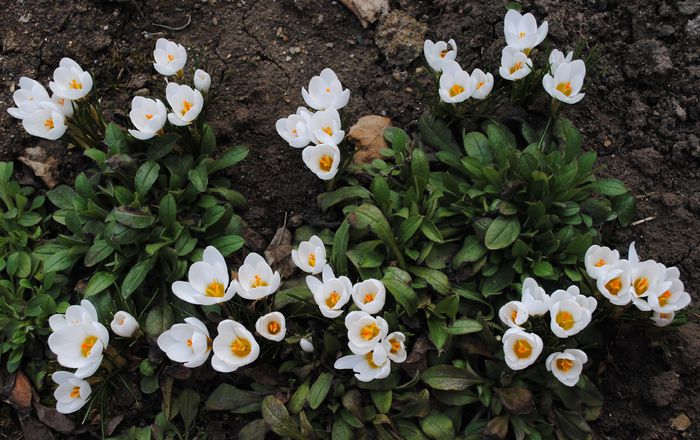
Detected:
[
  {"left": 345, "top": 311, "right": 389, "bottom": 356},
  {"left": 438, "top": 61, "right": 473, "bottom": 104},
  {"left": 503, "top": 9, "right": 548, "bottom": 55},
  {"left": 302, "top": 68, "right": 350, "bottom": 111},
  {"left": 7, "top": 77, "right": 51, "bottom": 120},
  {"left": 470, "top": 68, "right": 494, "bottom": 100},
  {"left": 157, "top": 318, "right": 212, "bottom": 368},
  {"left": 647, "top": 278, "right": 690, "bottom": 314},
  {"left": 211, "top": 319, "right": 260, "bottom": 372},
  {"left": 153, "top": 38, "right": 187, "bottom": 76},
  {"left": 50, "top": 58, "right": 93, "bottom": 100},
  {"left": 351, "top": 279, "right": 386, "bottom": 315},
  {"left": 423, "top": 39, "right": 457, "bottom": 72},
  {"left": 596, "top": 261, "right": 633, "bottom": 306},
  {"left": 276, "top": 107, "right": 313, "bottom": 149},
  {"left": 301, "top": 143, "right": 341, "bottom": 180},
  {"left": 499, "top": 46, "right": 532, "bottom": 81},
  {"left": 545, "top": 349, "right": 587, "bottom": 387},
  {"left": 165, "top": 83, "right": 203, "bottom": 126},
  {"left": 292, "top": 235, "right": 327, "bottom": 274},
  {"left": 300, "top": 337, "right": 314, "bottom": 353},
  {"left": 51, "top": 94, "right": 74, "bottom": 118},
  {"left": 128, "top": 96, "right": 167, "bottom": 140},
  {"left": 307, "top": 265, "right": 352, "bottom": 318},
  {"left": 584, "top": 245, "right": 620, "bottom": 280},
  {"left": 334, "top": 349, "right": 391, "bottom": 382},
  {"left": 651, "top": 311, "right": 675, "bottom": 327},
  {"left": 549, "top": 288, "right": 594, "bottom": 338},
  {"left": 48, "top": 321, "right": 109, "bottom": 378},
  {"left": 520, "top": 277, "right": 550, "bottom": 316},
  {"left": 542, "top": 60, "right": 586, "bottom": 104},
  {"left": 255, "top": 312, "right": 286, "bottom": 342},
  {"left": 194, "top": 69, "right": 211, "bottom": 93},
  {"left": 308, "top": 108, "right": 344, "bottom": 145},
  {"left": 110, "top": 311, "right": 139, "bottom": 337},
  {"left": 502, "top": 328, "right": 543, "bottom": 371},
  {"left": 21, "top": 102, "right": 67, "bottom": 140},
  {"left": 229, "top": 252, "right": 281, "bottom": 300},
  {"left": 382, "top": 331, "right": 407, "bottom": 363},
  {"left": 499, "top": 300, "right": 529, "bottom": 328},
  {"left": 52, "top": 372, "right": 91, "bottom": 414},
  {"left": 549, "top": 49, "right": 573, "bottom": 75},
  {"left": 172, "top": 246, "right": 233, "bottom": 305}
]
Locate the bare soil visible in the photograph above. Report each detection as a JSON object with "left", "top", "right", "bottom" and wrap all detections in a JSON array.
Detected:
[{"left": 1, "top": 0, "right": 698, "bottom": 438}]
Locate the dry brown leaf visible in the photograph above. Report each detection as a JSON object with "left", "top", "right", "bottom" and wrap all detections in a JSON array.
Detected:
[
  {"left": 483, "top": 415, "right": 509, "bottom": 439},
  {"left": 9, "top": 371, "right": 32, "bottom": 414},
  {"left": 34, "top": 401, "right": 76, "bottom": 434},
  {"left": 349, "top": 115, "right": 391, "bottom": 164},
  {"left": 264, "top": 226, "right": 295, "bottom": 279},
  {"left": 339, "top": 0, "right": 389, "bottom": 28},
  {"left": 494, "top": 387, "right": 534, "bottom": 415},
  {"left": 671, "top": 413, "right": 691, "bottom": 431},
  {"left": 18, "top": 146, "right": 59, "bottom": 188}
]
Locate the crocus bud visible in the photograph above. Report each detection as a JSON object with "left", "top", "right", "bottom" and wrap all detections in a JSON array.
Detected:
[
  {"left": 300, "top": 337, "right": 314, "bottom": 353},
  {"left": 194, "top": 69, "right": 211, "bottom": 93},
  {"left": 110, "top": 311, "right": 139, "bottom": 337}
]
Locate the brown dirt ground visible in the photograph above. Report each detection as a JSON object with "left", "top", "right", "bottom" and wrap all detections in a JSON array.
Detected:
[{"left": 0, "top": 0, "right": 698, "bottom": 439}]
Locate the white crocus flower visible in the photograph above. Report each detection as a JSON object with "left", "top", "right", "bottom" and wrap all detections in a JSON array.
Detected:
[
  {"left": 291, "top": 235, "right": 327, "bottom": 274},
  {"left": 438, "top": 62, "right": 473, "bottom": 104},
  {"left": 345, "top": 311, "right": 389, "bottom": 356},
  {"left": 499, "top": 46, "right": 532, "bottom": 81},
  {"left": 545, "top": 349, "right": 588, "bottom": 387},
  {"left": 156, "top": 318, "right": 212, "bottom": 368},
  {"left": 584, "top": 245, "right": 620, "bottom": 280},
  {"left": 229, "top": 252, "right": 281, "bottom": 300},
  {"left": 165, "top": 83, "right": 204, "bottom": 126},
  {"left": 521, "top": 277, "right": 550, "bottom": 316},
  {"left": 308, "top": 108, "right": 344, "bottom": 145},
  {"left": 651, "top": 311, "right": 675, "bottom": 327},
  {"left": 334, "top": 349, "right": 391, "bottom": 382},
  {"left": 21, "top": 102, "right": 67, "bottom": 140},
  {"left": 542, "top": 60, "right": 586, "bottom": 104},
  {"left": 7, "top": 77, "right": 51, "bottom": 119},
  {"left": 382, "top": 331, "right": 407, "bottom": 363},
  {"left": 628, "top": 260, "right": 668, "bottom": 312},
  {"left": 647, "top": 278, "right": 691, "bottom": 313},
  {"left": 351, "top": 279, "right": 386, "bottom": 315},
  {"left": 423, "top": 39, "right": 457, "bottom": 72},
  {"left": 51, "top": 94, "right": 74, "bottom": 118},
  {"left": 549, "top": 49, "right": 573, "bottom": 75},
  {"left": 470, "top": 69, "right": 494, "bottom": 100},
  {"left": 596, "top": 261, "right": 633, "bottom": 306},
  {"left": 549, "top": 296, "right": 593, "bottom": 338},
  {"left": 211, "top": 320, "right": 260, "bottom": 372},
  {"left": 498, "top": 300, "right": 529, "bottom": 328},
  {"left": 194, "top": 69, "right": 211, "bottom": 93},
  {"left": 300, "top": 337, "right": 314, "bottom": 353},
  {"left": 301, "top": 143, "right": 341, "bottom": 181},
  {"left": 276, "top": 107, "right": 313, "bottom": 149},
  {"left": 47, "top": 321, "right": 109, "bottom": 378},
  {"left": 128, "top": 97, "right": 167, "bottom": 140},
  {"left": 52, "top": 372, "right": 91, "bottom": 414},
  {"left": 153, "top": 38, "right": 187, "bottom": 76},
  {"left": 110, "top": 311, "right": 139, "bottom": 337},
  {"left": 48, "top": 299, "right": 100, "bottom": 330},
  {"left": 307, "top": 265, "right": 352, "bottom": 318},
  {"left": 172, "top": 246, "right": 233, "bottom": 305},
  {"left": 550, "top": 285, "right": 598, "bottom": 313},
  {"left": 503, "top": 9, "right": 548, "bottom": 55},
  {"left": 255, "top": 312, "right": 286, "bottom": 342},
  {"left": 502, "top": 328, "right": 543, "bottom": 371},
  {"left": 49, "top": 58, "right": 93, "bottom": 100},
  {"left": 302, "top": 68, "right": 350, "bottom": 111}
]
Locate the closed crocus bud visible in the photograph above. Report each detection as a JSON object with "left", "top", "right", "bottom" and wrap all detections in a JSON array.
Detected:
[
  {"left": 276, "top": 107, "right": 313, "bottom": 149},
  {"left": 229, "top": 252, "right": 281, "bottom": 300},
  {"left": 128, "top": 97, "right": 167, "bottom": 140},
  {"left": 423, "top": 39, "right": 457, "bottom": 72},
  {"left": 300, "top": 337, "right": 314, "bottom": 353},
  {"left": 49, "top": 58, "right": 93, "bottom": 100},
  {"left": 502, "top": 328, "right": 543, "bottom": 371},
  {"left": 255, "top": 312, "right": 287, "bottom": 342},
  {"left": 651, "top": 311, "right": 675, "bottom": 327},
  {"left": 52, "top": 371, "right": 91, "bottom": 414},
  {"left": 521, "top": 278, "right": 550, "bottom": 316},
  {"left": 470, "top": 68, "right": 494, "bottom": 100},
  {"left": 110, "top": 311, "right": 139, "bottom": 337},
  {"left": 438, "top": 61, "right": 473, "bottom": 104},
  {"left": 7, "top": 77, "right": 51, "bottom": 120},
  {"left": 548, "top": 49, "right": 573, "bottom": 75},
  {"left": 21, "top": 102, "right": 67, "bottom": 140},
  {"left": 503, "top": 9, "right": 548, "bottom": 55},
  {"left": 499, "top": 46, "right": 532, "bottom": 81},
  {"left": 546, "top": 349, "right": 587, "bottom": 387},
  {"left": 308, "top": 108, "right": 344, "bottom": 145},
  {"left": 302, "top": 143, "right": 341, "bottom": 181},
  {"left": 542, "top": 60, "right": 586, "bottom": 104},
  {"left": 211, "top": 320, "right": 260, "bottom": 372},
  {"left": 165, "top": 83, "right": 204, "bottom": 126},
  {"left": 194, "top": 69, "right": 212, "bottom": 93},
  {"left": 302, "top": 68, "right": 350, "bottom": 111},
  {"left": 153, "top": 38, "right": 187, "bottom": 76}
]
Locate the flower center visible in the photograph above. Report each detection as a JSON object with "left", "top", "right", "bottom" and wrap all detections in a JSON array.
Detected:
[
  {"left": 187, "top": 338, "right": 193, "bottom": 347},
  {"left": 308, "top": 252, "right": 316, "bottom": 267},
  {"left": 230, "top": 337, "right": 251, "bottom": 357},
  {"left": 181, "top": 100, "right": 193, "bottom": 116},
  {"left": 555, "top": 82, "right": 573, "bottom": 97},
  {"left": 70, "top": 386, "right": 81, "bottom": 399},
  {"left": 325, "top": 87, "right": 331, "bottom": 92},
  {"left": 605, "top": 277, "right": 622, "bottom": 295},
  {"left": 513, "top": 339, "right": 532, "bottom": 359},
  {"left": 251, "top": 275, "right": 269, "bottom": 288},
  {"left": 658, "top": 290, "right": 672, "bottom": 307},
  {"left": 509, "top": 61, "right": 523, "bottom": 75},
  {"left": 389, "top": 338, "right": 401, "bottom": 354},
  {"left": 81, "top": 335, "right": 98, "bottom": 358},
  {"left": 360, "top": 323, "right": 380, "bottom": 341},
  {"left": 291, "top": 128, "right": 298, "bottom": 135},
  {"left": 556, "top": 358, "right": 574, "bottom": 372},
  {"left": 659, "top": 312, "right": 672, "bottom": 319},
  {"left": 57, "top": 98, "right": 65, "bottom": 105},
  {"left": 449, "top": 84, "right": 464, "bottom": 97},
  {"left": 69, "top": 79, "right": 83, "bottom": 90},
  {"left": 595, "top": 258, "right": 606, "bottom": 267},
  {"left": 633, "top": 277, "right": 649, "bottom": 296},
  {"left": 322, "top": 126, "right": 333, "bottom": 136},
  {"left": 518, "top": 31, "right": 526, "bottom": 39},
  {"left": 205, "top": 280, "right": 225, "bottom": 297},
  {"left": 167, "top": 54, "right": 175, "bottom": 62},
  {"left": 326, "top": 291, "right": 341, "bottom": 308},
  {"left": 145, "top": 113, "right": 154, "bottom": 120},
  {"left": 267, "top": 321, "right": 281, "bottom": 335},
  {"left": 439, "top": 49, "right": 449, "bottom": 58},
  {"left": 556, "top": 311, "right": 575, "bottom": 331},
  {"left": 319, "top": 155, "right": 333, "bottom": 172},
  {"left": 44, "top": 118, "right": 54, "bottom": 129},
  {"left": 476, "top": 81, "right": 485, "bottom": 89},
  {"left": 363, "top": 292, "right": 375, "bottom": 304},
  {"left": 511, "top": 310, "right": 518, "bottom": 322},
  {"left": 364, "top": 352, "right": 380, "bottom": 369}
]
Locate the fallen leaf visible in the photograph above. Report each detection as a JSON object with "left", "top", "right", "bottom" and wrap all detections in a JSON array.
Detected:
[
  {"left": 401, "top": 334, "right": 432, "bottom": 377},
  {"left": 107, "top": 414, "right": 125, "bottom": 436},
  {"left": 18, "top": 146, "right": 59, "bottom": 188},
  {"left": 671, "top": 413, "right": 691, "bottom": 431},
  {"left": 349, "top": 115, "right": 391, "bottom": 164},
  {"left": 483, "top": 415, "right": 509, "bottom": 439},
  {"left": 264, "top": 226, "right": 295, "bottom": 279},
  {"left": 22, "top": 418, "right": 56, "bottom": 440},
  {"left": 339, "top": 0, "right": 389, "bottom": 28},
  {"left": 34, "top": 401, "right": 76, "bottom": 434},
  {"left": 495, "top": 387, "right": 535, "bottom": 415},
  {"left": 9, "top": 371, "right": 32, "bottom": 414}
]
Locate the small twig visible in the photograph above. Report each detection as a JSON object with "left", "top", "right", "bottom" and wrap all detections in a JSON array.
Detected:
[
  {"left": 151, "top": 14, "right": 192, "bottom": 31},
  {"left": 631, "top": 216, "right": 656, "bottom": 226}
]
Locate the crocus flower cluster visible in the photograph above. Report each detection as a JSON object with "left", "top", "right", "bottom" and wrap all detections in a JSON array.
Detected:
[
  {"left": 585, "top": 243, "right": 691, "bottom": 327},
  {"left": 7, "top": 58, "right": 92, "bottom": 140},
  {"left": 423, "top": 39, "right": 494, "bottom": 103},
  {"left": 47, "top": 300, "right": 140, "bottom": 414},
  {"left": 499, "top": 278, "right": 597, "bottom": 387},
  {"left": 276, "top": 68, "right": 350, "bottom": 180}
]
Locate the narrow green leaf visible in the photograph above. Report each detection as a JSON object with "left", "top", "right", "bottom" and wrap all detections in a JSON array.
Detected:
[
  {"left": 84, "top": 272, "right": 115, "bottom": 297},
  {"left": 484, "top": 216, "right": 521, "bottom": 250},
  {"left": 308, "top": 372, "right": 333, "bottom": 410},
  {"left": 134, "top": 160, "right": 160, "bottom": 196}
]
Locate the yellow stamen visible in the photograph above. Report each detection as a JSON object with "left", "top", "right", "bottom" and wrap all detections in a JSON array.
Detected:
[
  {"left": 513, "top": 339, "right": 532, "bottom": 359},
  {"left": 519, "top": 31, "right": 526, "bottom": 39},
  {"left": 145, "top": 113, "right": 154, "bottom": 120},
  {"left": 230, "top": 337, "right": 251, "bottom": 357},
  {"left": 556, "top": 311, "right": 575, "bottom": 331},
  {"left": 70, "top": 386, "right": 81, "bottom": 399},
  {"left": 476, "top": 81, "right": 485, "bottom": 89},
  {"left": 186, "top": 338, "right": 193, "bottom": 347},
  {"left": 658, "top": 290, "right": 672, "bottom": 307},
  {"left": 308, "top": 252, "right": 316, "bottom": 267},
  {"left": 205, "top": 280, "right": 225, "bottom": 298},
  {"left": 449, "top": 84, "right": 464, "bottom": 97},
  {"left": 326, "top": 291, "right": 341, "bottom": 308},
  {"left": 389, "top": 338, "right": 401, "bottom": 354},
  {"left": 81, "top": 336, "right": 98, "bottom": 358},
  {"left": 167, "top": 54, "right": 175, "bottom": 62},
  {"left": 69, "top": 79, "right": 83, "bottom": 90},
  {"left": 360, "top": 323, "right": 380, "bottom": 341},
  {"left": 44, "top": 118, "right": 54, "bottom": 129},
  {"left": 556, "top": 82, "right": 573, "bottom": 97},
  {"left": 291, "top": 128, "right": 298, "bottom": 135},
  {"left": 57, "top": 98, "right": 65, "bottom": 106},
  {"left": 267, "top": 321, "right": 281, "bottom": 335},
  {"left": 363, "top": 293, "right": 375, "bottom": 304},
  {"left": 319, "top": 155, "right": 333, "bottom": 172},
  {"left": 511, "top": 310, "right": 518, "bottom": 322},
  {"left": 557, "top": 358, "right": 574, "bottom": 372},
  {"left": 322, "top": 126, "right": 333, "bottom": 136},
  {"left": 439, "top": 49, "right": 449, "bottom": 58},
  {"left": 251, "top": 275, "right": 268, "bottom": 288},
  {"left": 633, "top": 277, "right": 649, "bottom": 296},
  {"left": 595, "top": 258, "right": 606, "bottom": 267},
  {"left": 605, "top": 277, "right": 622, "bottom": 296},
  {"left": 365, "top": 352, "right": 380, "bottom": 368},
  {"left": 206, "top": 336, "right": 213, "bottom": 351},
  {"left": 523, "top": 48, "right": 532, "bottom": 56},
  {"left": 325, "top": 87, "right": 331, "bottom": 92},
  {"left": 181, "top": 100, "right": 193, "bottom": 116},
  {"left": 509, "top": 61, "right": 523, "bottom": 75},
  {"left": 659, "top": 312, "right": 671, "bottom": 319}
]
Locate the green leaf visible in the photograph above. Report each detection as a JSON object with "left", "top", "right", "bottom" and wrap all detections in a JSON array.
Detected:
[
  {"left": 144, "top": 302, "right": 174, "bottom": 339},
  {"left": 209, "top": 146, "right": 249, "bottom": 173},
  {"left": 105, "top": 123, "right": 129, "bottom": 154},
  {"left": 371, "top": 175, "right": 391, "bottom": 212},
  {"left": 422, "top": 365, "right": 485, "bottom": 390},
  {"left": 0, "top": 161, "right": 13, "bottom": 181},
  {"left": 419, "top": 114, "right": 460, "bottom": 155},
  {"left": 463, "top": 132, "right": 493, "bottom": 163},
  {"left": 84, "top": 272, "right": 115, "bottom": 297},
  {"left": 238, "top": 420, "right": 269, "bottom": 440},
  {"left": 370, "top": 390, "right": 392, "bottom": 414},
  {"left": 349, "top": 204, "right": 405, "bottom": 268},
  {"left": 554, "top": 408, "right": 593, "bottom": 440},
  {"left": 308, "top": 372, "right": 333, "bottom": 410},
  {"left": 411, "top": 148, "right": 430, "bottom": 195},
  {"left": 419, "top": 410, "right": 455, "bottom": 440},
  {"left": 287, "top": 379, "right": 310, "bottom": 414},
  {"left": 46, "top": 185, "right": 77, "bottom": 209},
  {"left": 318, "top": 186, "right": 371, "bottom": 211},
  {"left": 112, "top": 207, "right": 156, "bottom": 229},
  {"left": 446, "top": 319, "right": 483, "bottom": 335},
  {"left": 484, "top": 216, "right": 521, "bottom": 250},
  {"left": 408, "top": 266, "right": 450, "bottom": 295},
  {"left": 398, "top": 215, "right": 423, "bottom": 245},
  {"left": 554, "top": 117, "right": 582, "bottom": 161},
  {"left": 200, "top": 123, "right": 217, "bottom": 155},
  {"left": 7, "top": 251, "right": 31, "bottom": 278},
  {"left": 533, "top": 260, "right": 555, "bottom": 278},
  {"left": 84, "top": 240, "right": 114, "bottom": 268},
  {"left": 159, "top": 193, "right": 177, "bottom": 228},
  {"left": 331, "top": 220, "right": 350, "bottom": 276},
  {"left": 147, "top": 133, "right": 179, "bottom": 160},
  {"left": 210, "top": 235, "right": 245, "bottom": 257},
  {"left": 121, "top": 258, "right": 156, "bottom": 298},
  {"left": 206, "top": 384, "right": 263, "bottom": 413},
  {"left": 188, "top": 163, "right": 209, "bottom": 192},
  {"left": 332, "top": 419, "right": 354, "bottom": 440},
  {"left": 420, "top": 219, "right": 444, "bottom": 243},
  {"left": 382, "top": 267, "right": 418, "bottom": 315},
  {"left": 261, "top": 396, "right": 304, "bottom": 440},
  {"left": 590, "top": 178, "right": 629, "bottom": 196},
  {"left": 613, "top": 193, "right": 636, "bottom": 226},
  {"left": 453, "top": 235, "right": 487, "bottom": 266},
  {"left": 43, "top": 249, "right": 73, "bottom": 273},
  {"left": 134, "top": 160, "right": 160, "bottom": 196},
  {"left": 427, "top": 316, "right": 448, "bottom": 349},
  {"left": 178, "top": 389, "right": 200, "bottom": 428}
]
